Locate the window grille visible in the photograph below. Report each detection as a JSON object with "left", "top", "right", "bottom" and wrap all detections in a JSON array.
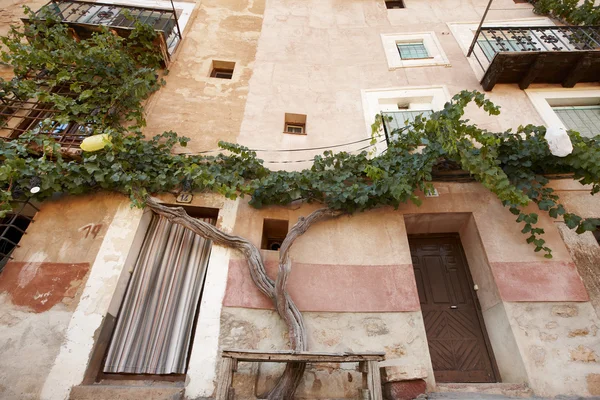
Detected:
[
  {"left": 0, "top": 86, "right": 93, "bottom": 147},
  {"left": 397, "top": 43, "right": 429, "bottom": 60},
  {"left": 0, "top": 201, "right": 38, "bottom": 273},
  {"left": 552, "top": 105, "right": 600, "bottom": 139},
  {"left": 382, "top": 110, "right": 433, "bottom": 145}
]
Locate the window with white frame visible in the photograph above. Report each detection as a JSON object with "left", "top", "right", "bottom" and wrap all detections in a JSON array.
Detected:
[
  {"left": 551, "top": 105, "right": 600, "bottom": 138},
  {"left": 397, "top": 42, "right": 430, "bottom": 60},
  {"left": 381, "top": 33, "right": 449, "bottom": 69},
  {"left": 361, "top": 86, "right": 450, "bottom": 148},
  {"left": 526, "top": 88, "right": 600, "bottom": 140}
]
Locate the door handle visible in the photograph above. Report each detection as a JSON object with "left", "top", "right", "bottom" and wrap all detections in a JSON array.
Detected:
[{"left": 450, "top": 305, "right": 458, "bottom": 309}]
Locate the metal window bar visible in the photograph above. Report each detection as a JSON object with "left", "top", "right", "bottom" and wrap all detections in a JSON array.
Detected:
[
  {"left": 381, "top": 110, "right": 432, "bottom": 145},
  {"left": 33, "top": 0, "right": 183, "bottom": 54},
  {"left": 475, "top": 26, "right": 600, "bottom": 56},
  {"left": 552, "top": 105, "right": 600, "bottom": 139},
  {"left": 0, "top": 201, "right": 38, "bottom": 273},
  {"left": 397, "top": 43, "right": 429, "bottom": 59},
  {"left": 0, "top": 98, "right": 93, "bottom": 147}
]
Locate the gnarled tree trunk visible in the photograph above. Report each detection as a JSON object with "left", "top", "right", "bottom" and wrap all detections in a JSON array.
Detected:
[{"left": 146, "top": 197, "right": 341, "bottom": 398}]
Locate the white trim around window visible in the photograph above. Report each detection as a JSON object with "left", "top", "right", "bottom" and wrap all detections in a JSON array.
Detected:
[
  {"left": 380, "top": 32, "right": 450, "bottom": 69},
  {"left": 361, "top": 86, "right": 451, "bottom": 154},
  {"left": 526, "top": 87, "right": 600, "bottom": 130}
]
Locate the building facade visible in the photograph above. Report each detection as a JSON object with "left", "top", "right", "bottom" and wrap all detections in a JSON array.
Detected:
[{"left": 0, "top": 0, "right": 600, "bottom": 399}]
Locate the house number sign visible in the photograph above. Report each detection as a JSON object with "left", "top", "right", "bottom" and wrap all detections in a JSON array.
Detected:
[{"left": 176, "top": 193, "right": 193, "bottom": 203}]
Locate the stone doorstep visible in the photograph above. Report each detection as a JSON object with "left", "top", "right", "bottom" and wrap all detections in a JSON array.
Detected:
[
  {"left": 381, "top": 365, "right": 429, "bottom": 383},
  {"left": 434, "top": 383, "right": 534, "bottom": 398},
  {"left": 69, "top": 384, "right": 184, "bottom": 400}
]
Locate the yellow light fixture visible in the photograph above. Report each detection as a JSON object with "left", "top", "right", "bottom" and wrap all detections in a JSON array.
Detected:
[{"left": 80, "top": 134, "right": 111, "bottom": 152}]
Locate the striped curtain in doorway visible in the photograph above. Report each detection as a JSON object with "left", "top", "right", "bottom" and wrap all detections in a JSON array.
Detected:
[{"left": 103, "top": 213, "right": 215, "bottom": 374}]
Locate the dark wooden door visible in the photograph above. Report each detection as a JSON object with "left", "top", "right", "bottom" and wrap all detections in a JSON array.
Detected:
[{"left": 409, "top": 235, "right": 498, "bottom": 383}]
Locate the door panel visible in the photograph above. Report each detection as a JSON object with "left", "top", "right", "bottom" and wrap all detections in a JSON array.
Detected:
[{"left": 409, "top": 235, "right": 498, "bottom": 383}]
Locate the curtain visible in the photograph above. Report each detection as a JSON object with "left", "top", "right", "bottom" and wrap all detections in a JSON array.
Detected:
[{"left": 104, "top": 213, "right": 214, "bottom": 374}]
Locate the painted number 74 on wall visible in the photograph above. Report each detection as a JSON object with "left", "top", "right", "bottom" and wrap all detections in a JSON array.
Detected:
[{"left": 79, "top": 223, "right": 103, "bottom": 239}]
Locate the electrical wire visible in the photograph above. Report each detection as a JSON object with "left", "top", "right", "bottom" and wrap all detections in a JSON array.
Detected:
[
  {"left": 174, "top": 136, "right": 378, "bottom": 156},
  {"left": 262, "top": 139, "right": 386, "bottom": 164}
]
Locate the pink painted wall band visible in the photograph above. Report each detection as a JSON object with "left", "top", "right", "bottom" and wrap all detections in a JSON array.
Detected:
[
  {"left": 491, "top": 261, "right": 589, "bottom": 302},
  {"left": 223, "top": 259, "right": 421, "bottom": 312}
]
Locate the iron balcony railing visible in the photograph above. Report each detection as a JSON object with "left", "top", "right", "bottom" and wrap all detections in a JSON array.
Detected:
[
  {"left": 31, "top": 0, "right": 183, "bottom": 56},
  {"left": 470, "top": 26, "right": 600, "bottom": 90}
]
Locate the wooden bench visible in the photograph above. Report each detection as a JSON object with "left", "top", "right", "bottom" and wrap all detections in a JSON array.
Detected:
[{"left": 216, "top": 349, "right": 385, "bottom": 400}]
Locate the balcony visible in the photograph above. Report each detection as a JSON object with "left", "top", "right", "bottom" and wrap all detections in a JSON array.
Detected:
[
  {"left": 24, "top": 0, "right": 183, "bottom": 65},
  {"left": 470, "top": 26, "right": 600, "bottom": 91}
]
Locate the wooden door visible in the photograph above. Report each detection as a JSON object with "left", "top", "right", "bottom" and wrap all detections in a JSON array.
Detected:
[{"left": 409, "top": 235, "right": 499, "bottom": 383}]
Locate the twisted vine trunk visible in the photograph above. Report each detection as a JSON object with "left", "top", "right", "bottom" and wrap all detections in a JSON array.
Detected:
[{"left": 146, "top": 198, "right": 341, "bottom": 399}]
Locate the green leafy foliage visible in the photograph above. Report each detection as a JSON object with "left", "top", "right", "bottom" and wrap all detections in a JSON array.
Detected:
[
  {"left": 1, "top": 17, "right": 599, "bottom": 259},
  {"left": 531, "top": 0, "right": 600, "bottom": 25}
]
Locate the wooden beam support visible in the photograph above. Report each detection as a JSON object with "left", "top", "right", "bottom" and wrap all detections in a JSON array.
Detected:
[
  {"left": 563, "top": 53, "right": 592, "bottom": 88},
  {"left": 221, "top": 349, "right": 385, "bottom": 363},
  {"left": 519, "top": 54, "right": 547, "bottom": 90},
  {"left": 480, "top": 57, "right": 506, "bottom": 91},
  {"left": 367, "top": 360, "right": 383, "bottom": 400},
  {"left": 215, "top": 357, "right": 235, "bottom": 400}
]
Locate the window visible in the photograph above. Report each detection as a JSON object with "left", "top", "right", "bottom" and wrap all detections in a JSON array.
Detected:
[
  {"left": 103, "top": 213, "right": 216, "bottom": 376},
  {"left": 594, "top": 228, "right": 600, "bottom": 246},
  {"left": 551, "top": 105, "right": 600, "bottom": 139},
  {"left": 525, "top": 88, "right": 600, "bottom": 146},
  {"left": 381, "top": 33, "right": 449, "bottom": 69},
  {"left": 285, "top": 124, "right": 304, "bottom": 134},
  {"left": 0, "top": 201, "right": 37, "bottom": 273},
  {"left": 385, "top": 0, "right": 405, "bottom": 8},
  {"left": 0, "top": 87, "right": 93, "bottom": 148},
  {"left": 397, "top": 42, "right": 429, "bottom": 60},
  {"left": 362, "top": 86, "right": 450, "bottom": 150},
  {"left": 210, "top": 60, "right": 235, "bottom": 79},
  {"left": 261, "top": 219, "right": 289, "bottom": 251},
  {"left": 284, "top": 113, "right": 307, "bottom": 135},
  {"left": 384, "top": 109, "right": 433, "bottom": 131}
]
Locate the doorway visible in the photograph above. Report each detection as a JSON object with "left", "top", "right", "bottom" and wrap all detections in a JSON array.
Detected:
[{"left": 409, "top": 234, "right": 499, "bottom": 383}]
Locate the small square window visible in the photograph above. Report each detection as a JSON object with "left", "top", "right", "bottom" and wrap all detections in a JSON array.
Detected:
[
  {"left": 397, "top": 42, "right": 429, "bottom": 60},
  {"left": 210, "top": 60, "right": 235, "bottom": 79},
  {"left": 261, "top": 219, "right": 289, "bottom": 251},
  {"left": 385, "top": 0, "right": 405, "bottom": 8},
  {"left": 284, "top": 113, "right": 307, "bottom": 135},
  {"left": 285, "top": 124, "right": 304, "bottom": 134}
]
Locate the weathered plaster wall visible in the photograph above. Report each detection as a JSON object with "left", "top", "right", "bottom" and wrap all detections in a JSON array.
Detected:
[
  {"left": 0, "top": 194, "right": 123, "bottom": 400},
  {"left": 504, "top": 302, "right": 600, "bottom": 396},
  {"left": 221, "top": 180, "right": 600, "bottom": 396},
  {"left": 142, "top": 0, "right": 266, "bottom": 153},
  {"left": 557, "top": 224, "right": 600, "bottom": 319},
  {"left": 235, "top": 0, "right": 572, "bottom": 169},
  {"left": 220, "top": 307, "right": 434, "bottom": 397}
]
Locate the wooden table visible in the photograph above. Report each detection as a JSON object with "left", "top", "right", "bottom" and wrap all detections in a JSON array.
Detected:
[{"left": 216, "top": 349, "right": 385, "bottom": 400}]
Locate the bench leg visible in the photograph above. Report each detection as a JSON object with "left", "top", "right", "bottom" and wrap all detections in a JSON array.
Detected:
[
  {"left": 216, "top": 357, "right": 235, "bottom": 400},
  {"left": 367, "top": 360, "right": 382, "bottom": 400}
]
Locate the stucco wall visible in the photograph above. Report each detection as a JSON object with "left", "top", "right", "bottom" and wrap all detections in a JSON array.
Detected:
[
  {"left": 504, "top": 301, "right": 600, "bottom": 396},
  {"left": 219, "top": 181, "right": 600, "bottom": 397},
  {"left": 142, "top": 0, "right": 266, "bottom": 153},
  {"left": 220, "top": 307, "right": 434, "bottom": 397},
  {"left": 0, "top": 194, "right": 124, "bottom": 400}
]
